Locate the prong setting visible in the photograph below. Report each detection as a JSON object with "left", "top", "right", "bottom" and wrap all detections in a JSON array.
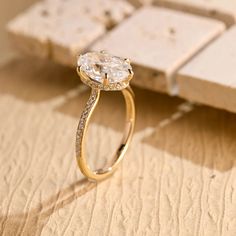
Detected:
[
  {"left": 125, "top": 58, "right": 130, "bottom": 63},
  {"left": 103, "top": 73, "right": 109, "bottom": 86},
  {"left": 77, "top": 51, "right": 134, "bottom": 91}
]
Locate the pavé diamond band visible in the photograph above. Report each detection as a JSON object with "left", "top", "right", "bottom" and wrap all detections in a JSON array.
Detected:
[{"left": 76, "top": 51, "right": 136, "bottom": 181}]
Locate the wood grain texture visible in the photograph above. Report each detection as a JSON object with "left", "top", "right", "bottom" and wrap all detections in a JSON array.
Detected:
[
  {"left": 92, "top": 6, "right": 225, "bottom": 94},
  {"left": 0, "top": 57, "right": 236, "bottom": 235},
  {"left": 155, "top": 0, "right": 236, "bottom": 27},
  {"left": 177, "top": 25, "right": 236, "bottom": 114},
  {"left": 7, "top": 0, "right": 134, "bottom": 66}
]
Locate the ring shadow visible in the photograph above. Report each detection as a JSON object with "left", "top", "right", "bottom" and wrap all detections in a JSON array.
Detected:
[
  {"left": 0, "top": 57, "right": 80, "bottom": 103},
  {"left": 0, "top": 56, "right": 186, "bottom": 134},
  {"left": 0, "top": 178, "right": 97, "bottom": 235},
  {"left": 57, "top": 85, "right": 185, "bottom": 133},
  {"left": 3, "top": 56, "right": 236, "bottom": 234},
  {"left": 142, "top": 105, "right": 236, "bottom": 172}
]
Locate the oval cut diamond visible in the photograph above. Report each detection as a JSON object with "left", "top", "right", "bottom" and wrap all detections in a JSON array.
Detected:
[{"left": 78, "top": 52, "right": 132, "bottom": 84}]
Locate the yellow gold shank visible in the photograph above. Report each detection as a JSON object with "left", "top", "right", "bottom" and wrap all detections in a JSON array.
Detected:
[{"left": 75, "top": 86, "right": 135, "bottom": 181}]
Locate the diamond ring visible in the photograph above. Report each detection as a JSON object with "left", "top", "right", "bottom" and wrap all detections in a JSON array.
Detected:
[{"left": 76, "top": 51, "right": 136, "bottom": 181}]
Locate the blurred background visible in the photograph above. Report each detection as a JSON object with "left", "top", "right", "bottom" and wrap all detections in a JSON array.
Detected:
[{"left": 0, "top": 0, "right": 38, "bottom": 64}]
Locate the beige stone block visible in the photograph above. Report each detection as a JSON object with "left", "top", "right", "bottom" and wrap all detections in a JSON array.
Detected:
[
  {"left": 1, "top": 91, "right": 236, "bottom": 235},
  {"left": 91, "top": 6, "right": 225, "bottom": 93},
  {"left": 177, "top": 25, "right": 236, "bottom": 114},
  {"left": 155, "top": 0, "right": 236, "bottom": 27},
  {"left": 7, "top": 0, "right": 134, "bottom": 66}
]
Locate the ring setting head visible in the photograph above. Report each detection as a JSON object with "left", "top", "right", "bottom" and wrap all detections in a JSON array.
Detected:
[{"left": 77, "top": 51, "right": 133, "bottom": 91}]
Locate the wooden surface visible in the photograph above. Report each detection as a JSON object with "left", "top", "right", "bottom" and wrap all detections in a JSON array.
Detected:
[
  {"left": 1, "top": 56, "right": 236, "bottom": 236},
  {"left": 177, "top": 25, "right": 236, "bottom": 114}
]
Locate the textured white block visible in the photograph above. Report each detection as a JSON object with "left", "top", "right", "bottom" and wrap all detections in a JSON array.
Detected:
[
  {"left": 177, "top": 26, "right": 236, "bottom": 113},
  {"left": 155, "top": 0, "right": 236, "bottom": 27},
  {"left": 91, "top": 6, "right": 225, "bottom": 93},
  {"left": 7, "top": 0, "right": 134, "bottom": 66}
]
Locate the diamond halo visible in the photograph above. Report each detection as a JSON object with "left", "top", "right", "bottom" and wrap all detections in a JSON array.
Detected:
[{"left": 77, "top": 51, "right": 133, "bottom": 91}]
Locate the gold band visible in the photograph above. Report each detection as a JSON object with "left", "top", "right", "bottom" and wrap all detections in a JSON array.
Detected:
[{"left": 76, "top": 86, "right": 135, "bottom": 181}]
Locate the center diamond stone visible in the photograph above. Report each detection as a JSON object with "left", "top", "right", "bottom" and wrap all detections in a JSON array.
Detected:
[{"left": 78, "top": 51, "right": 132, "bottom": 84}]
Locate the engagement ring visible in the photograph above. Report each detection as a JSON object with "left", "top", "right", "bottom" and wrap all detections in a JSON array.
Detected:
[{"left": 76, "top": 51, "right": 135, "bottom": 181}]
